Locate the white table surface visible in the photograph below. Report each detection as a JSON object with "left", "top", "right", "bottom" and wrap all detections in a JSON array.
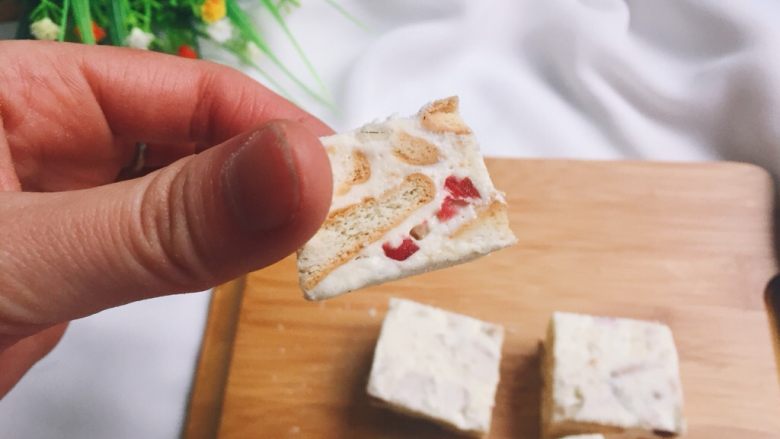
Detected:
[{"left": 2, "top": 1, "right": 780, "bottom": 437}]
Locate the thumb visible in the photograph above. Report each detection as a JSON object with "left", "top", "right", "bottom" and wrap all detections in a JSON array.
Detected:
[{"left": 0, "top": 120, "right": 332, "bottom": 339}]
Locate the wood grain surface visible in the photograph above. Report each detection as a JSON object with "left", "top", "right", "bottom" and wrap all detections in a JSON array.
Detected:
[
  {"left": 183, "top": 278, "right": 245, "bottom": 439},
  {"left": 188, "top": 159, "right": 780, "bottom": 438}
]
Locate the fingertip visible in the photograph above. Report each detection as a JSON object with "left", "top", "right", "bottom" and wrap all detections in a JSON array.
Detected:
[
  {"left": 220, "top": 120, "right": 332, "bottom": 259},
  {"left": 279, "top": 120, "right": 333, "bottom": 240}
]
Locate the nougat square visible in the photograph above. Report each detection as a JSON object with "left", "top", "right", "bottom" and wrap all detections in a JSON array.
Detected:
[
  {"left": 367, "top": 298, "right": 504, "bottom": 436},
  {"left": 542, "top": 312, "right": 685, "bottom": 438}
]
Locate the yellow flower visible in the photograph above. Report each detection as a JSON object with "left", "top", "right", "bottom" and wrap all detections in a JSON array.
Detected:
[{"left": 201, "top": 0, "right": 226, "bottom": 24}]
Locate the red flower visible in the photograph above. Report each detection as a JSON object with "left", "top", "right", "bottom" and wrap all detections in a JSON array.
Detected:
[
  {"left": 177, "top": 45, "right": 198, "bottom": 59},
  {"left": 75, "top": 21, "right": 106, "bottom": 42}
]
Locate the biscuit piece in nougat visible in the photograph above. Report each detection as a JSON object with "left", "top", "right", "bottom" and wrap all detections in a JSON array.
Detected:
[
  {"left": 297, "top": 97, "right": 517, "bottom": 300},
  {"left": 541, "top": 312, "right": 685, "bottom": 438}
]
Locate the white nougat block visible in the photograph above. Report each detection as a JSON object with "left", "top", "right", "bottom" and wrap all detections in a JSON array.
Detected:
[
  {"left": 542, "top": 312, "right": 685, "bottom": 438},
  {"left": 367, "top": 298, "right": 504, "bottom": 436}
]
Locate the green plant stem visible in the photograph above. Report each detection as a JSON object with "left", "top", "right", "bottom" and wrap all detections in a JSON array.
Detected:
[
  {"left": 226, "top": 0, "right": 332, "bottom": 108},
  {"left": 108, "top": 0, "right": 128, "bottom": 44},
  {"left": 325, "top": 0, "right": 367, "bottom": 30},
  {"left": 235, "top": 50, "right": 294, "bottom": 102},
  {"left": 143, "top": 0, "right": 151, "bottom": 32},
  {"left": 58, "top": 0, "right": 71, "bottom": 41},
  {"left": 260, "top": 0, "right": 328, "bottom": 96},
  {"left": 30, "top": 0, "right": 59, "bottom": 22},
  {"left": 72, "top": 0, "right": 95, "bottom": 44}
]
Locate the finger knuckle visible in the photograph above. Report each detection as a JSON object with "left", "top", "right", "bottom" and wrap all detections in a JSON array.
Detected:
[{"left": 125, "top": 164, "right": 218, "bottom": 291}]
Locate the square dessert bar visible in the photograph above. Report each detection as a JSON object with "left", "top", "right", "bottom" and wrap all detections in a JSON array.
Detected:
[
  {"left": 367, "top": 298, "right": 504, "bottom": 436},
  {"left": 297, "top": 97, "right": 516, "bottom": 300},
  {"left": 542, "top": 312, "right": 685, "bottom": 438}
]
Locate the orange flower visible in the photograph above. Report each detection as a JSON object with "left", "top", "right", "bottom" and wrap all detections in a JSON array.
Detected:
[
  {"left": 75, "top": 21, "right": 106, "bottom": 42},
  {"left": 177, "top": 45, "right": 198, "bottom": 59},
  {"left": 201, "top": 0, "right": 226, "bottom": 24}
]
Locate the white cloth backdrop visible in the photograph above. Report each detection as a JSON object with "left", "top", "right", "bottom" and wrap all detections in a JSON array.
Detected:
[{"left": 2, "top": 0, "right": 780, "bottom": 437}]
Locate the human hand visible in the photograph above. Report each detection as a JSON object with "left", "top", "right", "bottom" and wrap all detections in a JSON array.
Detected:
[{"left": 0, "top": 41, "right": 333, "bottom": 397}]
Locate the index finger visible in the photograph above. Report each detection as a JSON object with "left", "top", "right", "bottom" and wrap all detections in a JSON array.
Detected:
[
  {"left": 77, "top": 43, "right": 334, "bottom": 143},
  {"left": 2, "top": 41, "right": 332, "bottom": 148},
  {"left": 0, "top": 41, "right": 334, "bottom": 190}
]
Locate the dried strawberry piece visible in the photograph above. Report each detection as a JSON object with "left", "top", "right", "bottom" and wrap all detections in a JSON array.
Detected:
[
  {"left": 444, "top": 176, "right": 480, "bottom": 199},
  {"left": 436, "top": 196, "right": 469, "bottom": 221},
  {"left": 382, "top": 238, "right": 419, "bottom": 261}
]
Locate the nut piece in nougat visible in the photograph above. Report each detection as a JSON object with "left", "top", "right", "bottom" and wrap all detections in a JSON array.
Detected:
[
  {"left": 541, "top": 312, "right": 685, "bottom": 438},
  {"left": 367, "top": 298, "right": 504, "bottom": 437},
  {"left": 296, "top": 97, "right": 516, "bottom": 300}
]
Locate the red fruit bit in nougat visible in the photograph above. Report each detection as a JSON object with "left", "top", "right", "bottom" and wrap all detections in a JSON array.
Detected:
[
  {"left": 382, "top": 238, "right": 420, "bottom": 261},
  {"left": 436, "top": 196, "right": 469, "bottom": 221},
  {"left": 436, "top": 176, "right": 481, "bottom": 221},
  {"left": 444, "top": 176, "right": 481, "bottom": 199}
]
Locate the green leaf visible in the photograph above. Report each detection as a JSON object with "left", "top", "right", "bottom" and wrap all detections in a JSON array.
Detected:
[
  {"left": 108, "top": 0, "right": 129, "bottom": 45},
  {"left": 226, "top": 0, "right": 332, "bottom": 108},
  {"left": 72, "top": 0, "right": 95, "bottom": 44},
  {"left": 259, "top": 0, "right": 327, "bottom": 95}
]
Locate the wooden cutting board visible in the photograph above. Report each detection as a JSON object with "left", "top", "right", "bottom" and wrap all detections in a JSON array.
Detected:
[{"left": 184, "top": 159, "right": 780, "bottom": 439}]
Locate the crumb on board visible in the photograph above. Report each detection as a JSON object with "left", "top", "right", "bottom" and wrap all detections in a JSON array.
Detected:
[{"left": 368, "top": 307, "right": 378, "bottom": 318}]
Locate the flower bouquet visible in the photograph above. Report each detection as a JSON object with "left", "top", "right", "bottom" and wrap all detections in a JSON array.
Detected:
[{"left": 15, "top": 0, "right": 360, "bottom": 106}]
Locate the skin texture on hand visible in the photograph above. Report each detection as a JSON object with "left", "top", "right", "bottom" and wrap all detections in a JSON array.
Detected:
[{"left": 0, "top": 41, "right": 334, "bottom": 397}]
